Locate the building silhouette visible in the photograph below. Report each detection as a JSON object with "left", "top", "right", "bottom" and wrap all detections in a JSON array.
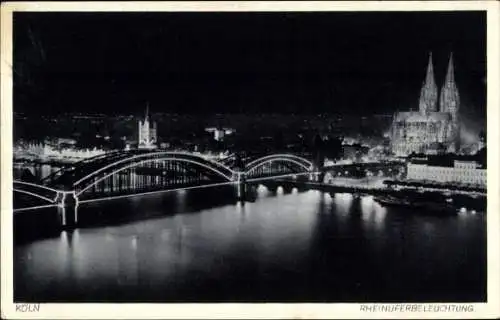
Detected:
[
  {"left": 391, "top": 53, "right": 460, "bottom": 156},
  {"left": 138, "top": 104, "right": 157, "bottom": 149},
  {"left": 407, "top": 155, "right": 486, "bottom": 188}
]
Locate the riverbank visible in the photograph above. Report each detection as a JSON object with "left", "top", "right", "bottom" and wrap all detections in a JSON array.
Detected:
[
  {"left": 276, "top": 178, "right": 486, "bottom": 213},
  {"left": 384, "top": 178, "right": 486, "bottom": 194}
]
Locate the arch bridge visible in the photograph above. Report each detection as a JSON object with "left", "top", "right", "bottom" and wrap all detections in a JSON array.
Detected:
[{"left": 14, "top": 150, "right": 317, "bottom": 209}]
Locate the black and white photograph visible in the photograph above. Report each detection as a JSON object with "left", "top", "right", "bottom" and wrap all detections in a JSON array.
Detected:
[{"left": 1, "top": 1, "right": 499, "bottom": 319}]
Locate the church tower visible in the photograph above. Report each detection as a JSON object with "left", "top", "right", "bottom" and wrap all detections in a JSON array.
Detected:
[
  {"left": 138, "top": 104, "right": 157, "bottom": 149},
  {"left": 419, "top": 52, "right": 439, "bottom": 115},
  {"left": 439, "top": 52, "right": 460, "bottom": 119}
]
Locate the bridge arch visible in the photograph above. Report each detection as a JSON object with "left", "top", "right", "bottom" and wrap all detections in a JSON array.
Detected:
[
  {"left": 43, "top": 151, "right": 235, "bottom": 189},
  {"left": 75, "top": 156, "right": 236, "bottom": 197},
  {"left": 41, "top": 150, "right": 127, "bottom": 184},
  {"left": 244, "top": 154, "right": 314, "bottom": 176}
]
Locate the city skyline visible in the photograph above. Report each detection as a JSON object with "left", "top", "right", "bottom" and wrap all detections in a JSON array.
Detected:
[{"left": 14, "top": 11, "right": 485, "bottom": 119}]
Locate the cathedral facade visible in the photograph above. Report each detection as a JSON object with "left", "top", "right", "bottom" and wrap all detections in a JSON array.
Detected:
[
  {"left": 138, "top": 105, "right": 157, "bottom": 149},
  {"left": 391, "top": 53, "right": 460, "bottom": 157}
]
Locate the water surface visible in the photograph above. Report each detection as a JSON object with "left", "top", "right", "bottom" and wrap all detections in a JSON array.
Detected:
[{"left": 14, "top": 185, "right": 486, "bottom": 302}]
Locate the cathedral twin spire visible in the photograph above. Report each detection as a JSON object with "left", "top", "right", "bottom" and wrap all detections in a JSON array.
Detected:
[
  {"left": 419, "top": 52, "right": 459, "bottom": 117},
  {"left": 419, "top": 52, "right": 438, "bottom": 115},
  {"left": 439, "top": 52, "right": 460, "bottom": 117}
]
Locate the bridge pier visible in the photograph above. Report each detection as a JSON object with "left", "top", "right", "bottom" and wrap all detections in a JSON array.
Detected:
[
  {"left": 308, "top": 168, "right": 325, "bottom": 183},
  {"left": 282, "top": 183, "right": 293, "bottom": 193},
  {"left": 56, "top": 191, "right": 79, "bottom": 230},
  {"left": 236, "top": 172, "right": 247, "bottom": 201},
  {"left": 308, "top": 172, "right": 319, "bottom": 183}
]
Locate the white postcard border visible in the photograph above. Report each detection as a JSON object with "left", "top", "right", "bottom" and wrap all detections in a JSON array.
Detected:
[{"left": 1, "top": 1, "right": 499, "bottom": 319}]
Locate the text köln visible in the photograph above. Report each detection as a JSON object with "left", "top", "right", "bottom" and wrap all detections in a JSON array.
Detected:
[{"left": 16, "top": 304, "right": 40, "bottom": 312}]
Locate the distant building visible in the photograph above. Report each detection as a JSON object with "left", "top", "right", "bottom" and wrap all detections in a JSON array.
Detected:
[
  {"left": 391, "top": 53, "right": 460, "bottom": 157},
  {"left": 56, "top": 138, "right": 77, "bottom": 146},
  {"left": 138, "top": 105, "right": 157, "bottom": 149},
  {"left": 406, "top": 155, "right": 486, "bottom": 187},
  {"left": 159, "top": 142, "right": 170, "bottom": 149},
  {"left": 214, "top": 129, "right": 225, "bottom": 141},
  {"left": 14, "top": 141, "right": 105, "bottom": 161},
  {"left": 205, "top": 127, "right": 234, "bottom": 142},
  {"left": 342, "top": 143, "right": 369, "bottom": 162},
  {"left": 478, "top": 131, "right": 486, "bottom": 151}
]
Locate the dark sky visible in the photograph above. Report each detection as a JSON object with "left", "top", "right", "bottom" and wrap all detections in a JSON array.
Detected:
[{"left": 13, "top": 11, "right": 486, "bottom": 116}]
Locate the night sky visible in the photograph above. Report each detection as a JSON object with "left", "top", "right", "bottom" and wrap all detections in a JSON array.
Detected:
[{"left": 14, "top": 11, "right": 486, "bottom": 117}]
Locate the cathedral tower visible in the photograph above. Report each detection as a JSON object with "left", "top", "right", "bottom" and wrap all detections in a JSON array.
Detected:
[
  {"left": 439, "top": 52, "right": 460, "bottom": 119},
  {"left": 419, "top": 52, "right": 439, "bottom": 115},
  {"left": 440, "top": 53, "right": 460, "bottom": 153},
  {"left": 138, "top": 104, "right": 157, "bottom": 149}
]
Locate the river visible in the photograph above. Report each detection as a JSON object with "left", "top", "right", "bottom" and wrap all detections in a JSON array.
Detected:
[{"left": 14, "top": 182, "right": 486, "bottom": 302}]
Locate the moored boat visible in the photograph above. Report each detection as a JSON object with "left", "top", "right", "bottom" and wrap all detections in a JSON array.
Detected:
[
  {"left": 374, "top": 195, "right": 411, "bottom": 207},
  {"left": 375, "top": 195, "right": 457, "bottom": 215}
]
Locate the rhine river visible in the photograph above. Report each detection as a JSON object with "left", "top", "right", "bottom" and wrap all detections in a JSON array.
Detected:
[{"left": 14, "top": 179, "right": 486, "bottom": 302}]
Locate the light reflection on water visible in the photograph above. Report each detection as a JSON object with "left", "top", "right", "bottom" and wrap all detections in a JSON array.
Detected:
[
  {"left": 14, "top": 186, "right": 486, "bottom": 302},
  {"left": 333, "top": 192, "right": 354, "bottom": 218},
  {"left": 360, "top": 195, "right": 388, "bottom": 231}
]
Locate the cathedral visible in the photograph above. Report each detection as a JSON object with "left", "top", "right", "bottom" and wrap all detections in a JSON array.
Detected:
[
  {"left": 138, "top": 105, "right": 157, "bottom": 149},
  {"left": 391, "top": 53, "right": 460, "bottom": 157}
]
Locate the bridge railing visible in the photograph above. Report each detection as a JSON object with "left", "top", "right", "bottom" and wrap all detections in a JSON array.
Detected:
[{"left": 13, "top": 181, "right": 62, "bottom": 204}]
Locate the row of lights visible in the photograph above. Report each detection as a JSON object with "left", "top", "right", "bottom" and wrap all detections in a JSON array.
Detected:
[
  {"left": 459, "top": 207, "right": 477, "bottom": 214},
  {"left": 446, "top": 198, "right": 478, "bottom": 214}
]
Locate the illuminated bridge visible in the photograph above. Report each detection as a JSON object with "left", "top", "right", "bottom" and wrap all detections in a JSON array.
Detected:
[{"left": 14, "top": 150, "right": 318, "bottom": 217}]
